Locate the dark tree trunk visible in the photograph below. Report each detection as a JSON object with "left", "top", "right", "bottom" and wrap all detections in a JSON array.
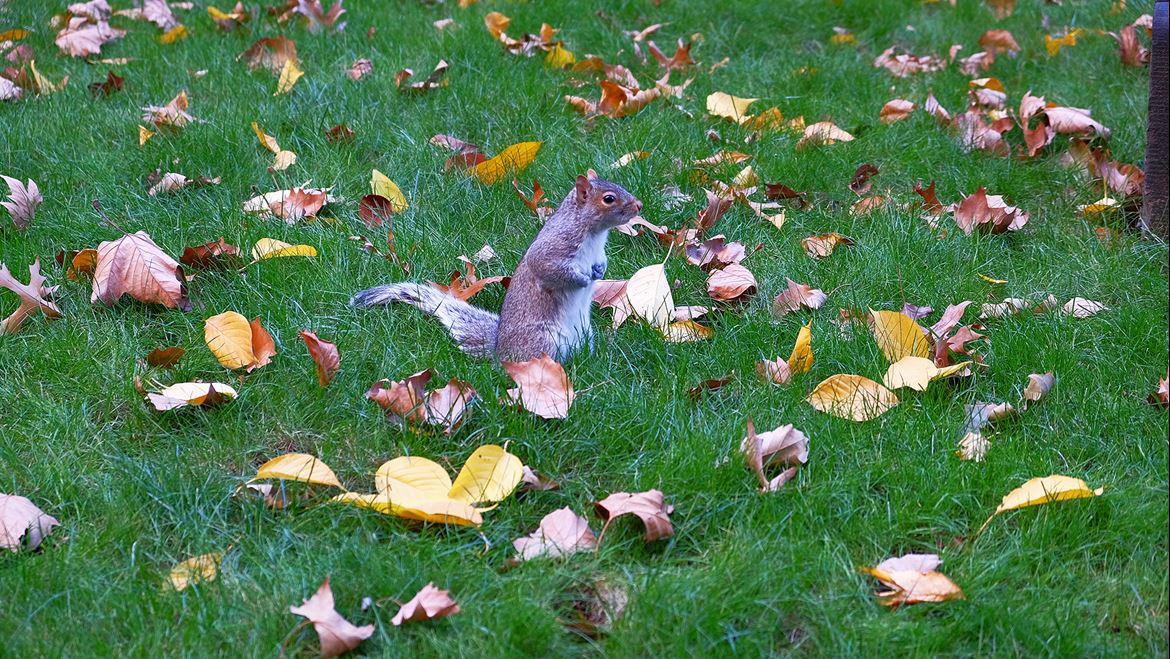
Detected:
[{"left": 1142, "top": 1, "right": 1169, "bottom": 239}]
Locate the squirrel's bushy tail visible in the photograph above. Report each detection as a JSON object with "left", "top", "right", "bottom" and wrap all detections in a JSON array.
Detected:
[{"left": 350, "top": 283, "right": 498, "bottom": 359}]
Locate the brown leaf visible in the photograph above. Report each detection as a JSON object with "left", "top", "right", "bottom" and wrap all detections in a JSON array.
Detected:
[
  {"left": 141, "top": 90, "right": 195, "bottom": 129},
  {"left": 594, "top": 489, "right": 674, "bottom": 542},
  {"left": 88, "top": 70, "right": 123, "bottom": 97},
  {"left": 512, "top": 507, "right": 597, "bottom": 561},
  {"left": 367, "top": 369, "right": 432, "bottom": 424},
  {"left": 391, "top": 583, "right": 460, "bottom": 626},
  {"left": 742, "top": 419, "right": 808, "bottom": 492},
  {"left": 948, "top": 188, "right": 1028, "bottom": 234},
  {"left": 430, "top": 257, "right": 506, "bottom": 302},
  {"left": 239, "top": 36, "right": 299, "bottom": 75},
  {"left": 346, "top": 58, "right": 372, "bottom": 81},
  {"left": 1150, "top": 371, "right": 1168, "bottom": 408},
  {"left": 325, "top": 123, "right": 355, "bottom": 143},
  {"left": 0, "top": 493, "right": 59, "bottom": 551},
  {"left": 849, "top": 164, "right": 879, "bottom": 195},
  {"left": 292, "top": 0, "right": 346, "bottom": 33},
  {"left": 299, "top": 330, "right": 339, "bottom": 387},
  {"left": 1111, "top": 24, "right": 1149, "bottom": 67},
  {"left": 913, "top": 180, "right": 945, "bottom": 216},
  {"left": 242, "top": 187, "right": 331, "bottom": 222},
  {"left": 395, "top": 60, "right": 449, "bottom": 93},
  {"left": 0, "top": 258, "right": 60, "bottom": 335},
  {"left": 801, "top": 233, "right": 854, "bottom": 259},
  {"left": 706, "top": 264, "right": 757, "bottom": 301},
  {"left": 687, "top": 371, "right": 734, "bottom": 400},
  {"left": 772, "top": 278, "right": 827, "bottom": 317},
  {"left": 979, "top": 29, "right": 1020, "bottom": 55},
  {"left": 146, "top": 346, "right": 184, "bottom": 368},
  {"left": 289, "top": 577, "right": 374, "bottom": 658},
  {"left": 1023, "top": 371, "right": 1054, "bottom": 405},
  {"left": 503, "top": 354, "right": 574, "bottom": 419},
  {"left": 873, "top": 46, "right": 947, "bottom": 77},
  {"left": 879, "top": 99, "right": 916, "bottom": 124},
  {"left": 1, "top": 176, "right": 41, "bottom": 228},
  {"left": 248, "top": 317, "right": 276, "bottom": 371},
  {"left": 861, "top": 553, "right": 964, "bottom": 607},
  {"left": 91, "top": 231, "right": 191, "bottom": 311},
  {"left": 55, "top": 17, "right": 124, "bottom": 57},
  {"left": 180, "top": 237, "right": 242, "bottom": 269},
  {"left": 685, "top": 235, "right": 746, "bottom": 270},
  {"left": 511, "top": 178, "right": 548, "bottom": 217},
  {"left": 592, "top": 279, "right": 634, "bottom": 328},
  {"left": 520, "top": 466, "right": 560, "bottom": 491}
]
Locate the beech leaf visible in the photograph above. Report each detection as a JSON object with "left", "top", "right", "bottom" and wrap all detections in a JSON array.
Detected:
[{"left": 979, "top": 475, "right": 1103, "bottom": 533}]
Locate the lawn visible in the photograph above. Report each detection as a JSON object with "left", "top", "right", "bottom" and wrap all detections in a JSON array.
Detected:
[{"left": 1, "top": 0, "right": 1167, "bottom": 655}]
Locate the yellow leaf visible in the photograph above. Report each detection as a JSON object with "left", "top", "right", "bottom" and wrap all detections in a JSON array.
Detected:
[
  {"left": 1045, "top": 29, "right": 1083, "bottom": 57},
  {"left": 370, "top": 169, "right": 408, "bottom": 212},
  {"left": 138, "top": 125, "right": 154, "bottom": 146},
  {"left": 204, "top": 311, "right": 256, "bottom": 369},
  {"left": 468, "top": 141, "right": 542, "bottom": 184},
  {"left": 882, "top": 356, "right": 970, "bottom": 391},
  {"left": 272, "top": 150, "right": 297, "bottom": 170},
  {"left": 545, "top": 43, "right": 576, "bottom": 68},
  {"left": 252, "top": 453, "right": 343, "bottom": 489},
  {"left": 0, "top": 29, "right": 30, "bottom": 42},
  {"left": 661, "top": 319, "right": 713, "bottom": 342},
  {"left": 274, "top": 57, "right": 303, "bottom": 96},
  {"left": 731, "top": 165, "right": 758, "bottom": 188},
  {"left": 706, "top": 91, "right": 758, "bottom": 122},
  {"left": 979, "top": 475, "right": 1104, "bottom": 533},
  {"left": 167, "top": 552, "right": 222, "bottom": 591},
  {"left": 159, "top": 25, "right": 188, "bottom": 44},
  {"left": 870, "top": 310, "right": 930, "bottom": 364},
  {"left": 251, "top": 121, "right": 281, "bottom": 153},
  {"left": 147, "top": 382, "right": 237, "bottom": 410},
  {"left": 333, "top": 492, "right": 483, "bottom": 526},
  {"left": 1078, "top": 197, "right": 1119, "bottom": 216},
  {"left": 978, "top": 273, "right": 1007, "bottom": 284},
  {"left": 626, "top": 263, "right": 674, "bottom": 332},
  {"left": 787, "top": 321, "right": 813, "bottom": 374},
  {"left": 807, "top": 374, "right": 898, "bottom": 422},
  {"left": 375, "top": 456, "right": 453, "bottom": 499},
  {"left": 448, "top": 444, "right": 523, "bottom": 507},
  {"left": 251, "top": 238, "right": 318, "bottom": 261},
  {"left": 28, "top": 60, "right": 66, "bottom": 96}
]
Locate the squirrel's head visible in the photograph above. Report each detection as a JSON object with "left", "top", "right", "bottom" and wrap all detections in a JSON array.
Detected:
[{"left": 574, "top": 170, "right": 643, "bottom": 231}]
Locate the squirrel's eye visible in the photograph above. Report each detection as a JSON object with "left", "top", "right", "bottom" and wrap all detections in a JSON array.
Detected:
[{"left": 602, "top": 194, "right": 617, "bottom": 205}]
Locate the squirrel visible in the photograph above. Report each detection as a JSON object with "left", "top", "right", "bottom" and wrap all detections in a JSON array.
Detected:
[{"left": 350, "top": 171, "right": 643, "bottom": 362}]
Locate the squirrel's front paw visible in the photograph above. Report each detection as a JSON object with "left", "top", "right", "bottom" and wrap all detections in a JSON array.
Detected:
[{"left": 590, "top": 261, "right": 607, "bottom": 280}]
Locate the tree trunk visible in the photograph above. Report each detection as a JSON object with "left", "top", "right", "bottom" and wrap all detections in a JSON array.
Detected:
[{"left": 1142, "top": 1, "right": 1169, "bottom": 239}]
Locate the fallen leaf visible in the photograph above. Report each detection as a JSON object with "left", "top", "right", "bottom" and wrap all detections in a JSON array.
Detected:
[
  {"left": 706, "top": 264, "right": 757, "bottom": 301},
  {"left": 796, "top": 121, "right": 854, "bottom": 149},
  {"left": 979, "top": 475, "right": 1104, "bottom": 533},
  {"left": 706, "top": 91, "right": 757, "bottom": 122},
  {"left": 807, "top": 374, "right": 898, "bottom": 422},
  {"left": 253, "top": 452, "right": 343, "bottom": 488},
  {"left": 861, "top": 553, "right": 963, "bottom": 607},
  {"left": 957, "top": 431, "right": 990, "bottom": 462},
  {"left": 1061, "top": 297, "right": 1108, "bottom": 318},
  {"left": 158, "top": 24, "right": 188, "bottom": 44},
  {"left": 592, "top": 279, "right": 634, "bottom": 329},
  {"left": 239, "top": 36, "right": 299, "bottom": 74},
  {"left": 801, "top": 233, "right": 854, "bottom": 259},
  {"left": 503, "top": 354, "right": 574, "bottom": 419},
  {"left": 370, "top": 169, "right": 408, "bottom": 213},
  {"left": 91, "top": 231, "right": 191, "bottom": 311},
  {"left": 882, "top": 356, "right": 970, "bottom": 391},
  {"left": 948, "top": 188, "right": 1029, "bottom": 234},
  {"left": 167, "top": 552, "right": 222, "bottom": 591},
  {"left": 146, "top": 381, "right": 237, "bottom": 411},
  {"left": 0, "top": 258, "right": 61, "bottom": 335},
  {"left": 0, "top": 493, "right": 59, "bottom": 551},
  {"left": 741, "top": 419, "right": 808, "bottom": 492},
  {"left": 626, "top": 263, "right": 674, "bottom": 331},
  {"left": 88, "top": 70, "right": 124, "bottom": 97},
  {"left": 242, "top": 187, "right": 332, "bottom": 222},
  {"left": 299, "top": 330, "right": 339, "bottom": 386},
  {"left": 512, "top": 507, "right": 597, "bottom": 561},
  {"left": 1045, "top": 28, "right": 1083, "bottom": 57},
  {"left": 594, "top": 490, "right": 674, "bottom": 543},
  {"left": 979, "top": 29, "right": 1020, "bottom": 55},
  {"left": 467, "top": 141, "right": 542, "bottom": 185},
  {"left": 391, "top": 583, "right": 460, "bottom": 626},
  {"left": 870, "top": 310, "right": 930, "bottom": 364},
  {"left": 146, "top": 346, "right": 185, "bottom": 368},
  {"left": 772, "top": 278, "right": 827, "bottom": 317},
  {"left": 290, "top": 577, "right": 374, "bottom": 657},
  {"left": 395, "top": 59, "right": 449, "bottom": 93},
  {"left": 55, "top": 16, "right": 124, "bottom": 57},
  {"left": 251, "top": 238, "right": 318, "bottom": 261},
  {"left": 448, "top": 444, "right": 523, "bottom": 506},
  {"left": 873, "top": 46, "right": 947, "bottom": 77},
  {"left": 520, "top": 466, "right": 560, "bottom": 491},
  {"left": 204, "top": 311, "right": 276, "bottom": 371},
  {"left": 142, "top": 90, "right": 195, "bottom": 129},
  {"left": 1023, "top": 372, "right": 1054, "bottom": 404},
  {"left": 879, "top": 99, "right": 915, "bottom": 124},
  {"left": 1, "top": 176, "right": 42, "bottom": 228},
  {"left": 181, "top": 237, "right": 242, "bottom": 269},
  {"left": 274, "top": 57, "right": 304, "bottom": 95}
]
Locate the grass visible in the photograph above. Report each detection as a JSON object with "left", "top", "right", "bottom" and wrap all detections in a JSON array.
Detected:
[{"left": 1, "top": 0, "right": 1167, "bottom": 655}]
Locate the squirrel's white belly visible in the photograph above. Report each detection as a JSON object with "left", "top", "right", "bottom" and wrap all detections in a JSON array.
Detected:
[{"left": 553, "top": 231, "right": 607, "bottom": 357}]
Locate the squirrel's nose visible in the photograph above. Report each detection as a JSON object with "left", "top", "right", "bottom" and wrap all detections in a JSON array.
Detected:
[{"left": 632, "top": 199, "right": 643, "bottom": 213}]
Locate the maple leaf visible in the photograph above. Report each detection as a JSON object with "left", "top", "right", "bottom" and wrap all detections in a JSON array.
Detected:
[
  {"left": 429, "top": 256, "right": 507, "bottom": 302},
  {"left": 391, "top": 583, "right": 460, "bottom": 626},
  {"left": 91, "top": 231, "right": 191, "bottom": 311},
  {"left": 1111, "top": 24, "right": 1150, "bottom": 67},
  {"left": 142, "top": 0, "right": 179, "bottom": 30},
  {"left": 289, "top": 577, "right": 374, "bottom": 657},
  {"left": 772, "top": 278, "right": 827, "bottom": 317},
  {"left": 292, "top": 0, "right": 346, "bottom": 32},
  {"left": 648, "top": 38, "right": 695, "bottom": 70},
  {"left": 1, "top": 258, "right": 62, "bottom": 335},
  {"left": 55, "top": 17, "right": 125, "bottom": 58},
  {"left": 873, "top": 46, "right": 947, "bottom": 77},
  {"left": 88, "top": 70, "right": 124, "bottom": 97},
  {"left": 0, "top": 493, "right": 59, "bottom": 551},
  {"left": 594, "top": 489, "right": 674, "bottom": 543},
  {"left": 512, "top": 507, "right": 597, "bottom": 562},
  {"left": 948, "top": 188, "right": 1028, "bottom": 234},
  {"left": 1, "top": 175, "right": 41, "bottom": 229},
  {"left": 242, "top": 187, "right": 332, "bottom": 222},
  {"left": 239, "top": 36, "right": 299, "bottom": 75},
  {"left": 141, "top": 90, "right": 195, "bottom": 129}
]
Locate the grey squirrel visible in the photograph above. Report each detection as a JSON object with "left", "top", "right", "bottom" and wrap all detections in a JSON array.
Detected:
[{"left": 350, "top": 172, "right": 643, "bottom": 362}]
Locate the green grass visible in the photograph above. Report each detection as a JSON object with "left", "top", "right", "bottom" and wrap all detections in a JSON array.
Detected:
[{"left": 2, "top": 0, "right": 1167, "bottom": 655}]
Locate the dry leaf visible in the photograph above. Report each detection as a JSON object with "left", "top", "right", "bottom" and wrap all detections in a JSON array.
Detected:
[
  {"left": 948, "top": 188, "right": 1028, "bottom": 234},
  {"left": 0, "top": 493, "right": 59, "bottom": 551},
  {"left": 290, "top": 577, "right": 374, "bottom": 657},
  {"left": 796, "top": 121, "right": 854, "bottom": 149},
  {"left": 1061, "top": 297, "right": 1108, "bottom": 318},
  {"left": 391, "top": 583, "right": 460, "bottom": 626},
  {"left": 742, "top": 419, "right": 808, "bottom": 492},
  {"left": 706, "top": 264, "right": 757, "bottom": 301},
  {"left": 0, "top": 258, "right": 61, "bottom": 335},
  {"left": 55, "top": 17, "right": 124, "bottom": 57},
  {"left": 299, "top": 330, "right": 339, "bottom": 386},
  {"left": 772, "top": 278, "right": 827, "bottom": 317},
  {"left": 467, "top": 142, "right": 542, "bottom": 185},
  {"left": 91, "top": 231, "right": 191, "bottom": 311},
  {"left": 181, "top": 237, "right": 242, "bottom": 269},
  {"left": 167, "top": 552, "right": 222, "bottom": 591},
  {"left": 239, "top": 36, "right": 299, "bottom": 74},
  {"left": 253, "top": 452, "right": 343, "bottom": 488},
  {"left": 870, "top": 310, "right": 930, "bottom": 364},
  {"left": 882, "top": 356, "right": 970, "bottom": 391},
  {"left": 626, "top": 263, "right": 674, "bottom": 331},
  {"left": 251, "top": 238, "right": 318, "bottom": 261},
  {"left": 1023, "top": 372, "right": 1054, "bottom": 404},
  {"left": 146, "top": 346, "right": 185, "bottom": 368},
  {"left": 2, "top": 176, "right": 41, "bottom": 228},
  {"left": 873, "top": 46, "right": 947, "bottom": 77},
  {"left": 706, "top": 91, "right": 757, "bottom": 122},
  {"left": 242, "top": 187, "right": 332, "bottom": 222},
  {"left": 594, "top": 490, "right": 674, "bottom": 542},
  {"left": 861, "top": 553, "right": 963, "bottom": 607},
  {"left": 879, "top": 99, "right": 916, "bottom": 124},
  {"left": 142, "top": 90, "right": 195, "bottom": 129},
  {"left": 146, "top": 382, "right": 237, "bottom": 411},
  {"left": 979, "top": 475, "right": 1104, "bottom": 533},
  {"left": 274, "top": 57, "right": 304, "bottom": 95},
  {"left": 205, "top": 312, "right": 275, "bottom": 371},
  {"left": 807, "top": 374, "right": 898, "bottom": 422},
  {"left": 512, "top": 507, "right": 597, "bottom": 561},
  {"left": 503, "top": 354, "right": 574, "bottom": 419}
]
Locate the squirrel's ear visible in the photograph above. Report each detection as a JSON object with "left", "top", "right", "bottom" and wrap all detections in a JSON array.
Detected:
[
  {"left": 586, "top": 168, "right": 599, "bottom": 181},
  {"left": 575, "top": 175, "right": 591, "bottom": 203}
]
